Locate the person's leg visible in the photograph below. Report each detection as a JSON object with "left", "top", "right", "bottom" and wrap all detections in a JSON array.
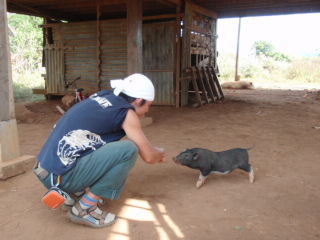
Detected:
[
  {"left": 62, "top": 140, "right": 138, "bottom": 228},
  {"left": 60, "top": 140, "right": 139, "bottom": 199}
]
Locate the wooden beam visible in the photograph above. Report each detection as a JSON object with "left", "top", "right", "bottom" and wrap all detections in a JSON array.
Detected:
[
  {"left": 157, "top": 0, "right": 183, "bottom": 8},
  {"left": 161, "top": 0, "right": 183, "bottom": 7},
  {"left": 29, "top": 0, "right": 126, "bottom": 10},
  {"left": 127, "top": 0, "right": 143, "bottom": 74},
  {"left": 38, "top": 13, "right": 185, "bottom": 28},
  {"left": 100, "top": 0, "right": 127, "bottom": 6},
  {"left": 143, "top": 12, "right": 184, "bottom": 21},
  {"left": 185, "top": 0, "right": 218, "bottom": 18}
]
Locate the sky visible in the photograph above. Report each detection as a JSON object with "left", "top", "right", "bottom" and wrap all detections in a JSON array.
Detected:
[{"left": 216, "top": 13, "right": 320, "bottom": 56}]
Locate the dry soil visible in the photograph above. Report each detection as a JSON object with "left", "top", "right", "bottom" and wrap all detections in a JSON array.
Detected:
[{"left": 1, "top": 88, "right": 320, "bottom": 240}]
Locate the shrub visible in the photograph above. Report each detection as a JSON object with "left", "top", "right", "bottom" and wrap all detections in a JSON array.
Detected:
[
  {"left": 13, "top": 71, "right": 45, "bottom": 102},
  {"left": 240, "top": 60, "right": 260, "bottom": 78},
  {"left": 217, "top": 53, "right": 236, "bottom": 81},
  {"left": 217, "top": 52, "right": 320, "bottom": 89},
  {"left": 286, "top": 57, "right": 320, "bottom": 83}
]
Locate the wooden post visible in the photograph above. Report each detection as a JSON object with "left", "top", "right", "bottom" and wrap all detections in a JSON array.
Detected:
[
  {"left": 180, "top": 2, "right": 192, "bottom": 107},
  {"left": 235, "top": 17, "right": 241, "bottom": 81},
  {"left": 127, "top": 0, "right": 143, "bottom": 75},
  {"left": 175, "top": 5, "right": 181, "bottom": 108},
  {"left": 0, "top": 1, "right": 36, "bottom": 179},
  {"left": 96, "top": 1, "right": 102, "bottom": 91}
]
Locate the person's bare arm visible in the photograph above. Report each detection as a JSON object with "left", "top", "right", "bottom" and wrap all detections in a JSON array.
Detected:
[{"left": 122, "top": 109, "right": 166, "bottom": 164}]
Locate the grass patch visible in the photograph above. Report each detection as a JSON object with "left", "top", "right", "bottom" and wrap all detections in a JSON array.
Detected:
[{"left": 13, "top": 71, "right": 46, "bottom": 102}]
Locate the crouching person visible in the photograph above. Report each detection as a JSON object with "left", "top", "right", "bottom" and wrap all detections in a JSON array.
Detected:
[{"left": 34, "top": 73, "right": 166, "bottom": 228}]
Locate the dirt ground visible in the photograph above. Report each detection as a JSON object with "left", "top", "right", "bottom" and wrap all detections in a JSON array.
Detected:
[{"left": 1, "top": 88, "right": 320, "bottom": 240}]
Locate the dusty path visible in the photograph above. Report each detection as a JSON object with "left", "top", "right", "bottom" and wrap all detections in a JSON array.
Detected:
[{"left": 1, "top": 88, "right": 320, "bottom": 240}]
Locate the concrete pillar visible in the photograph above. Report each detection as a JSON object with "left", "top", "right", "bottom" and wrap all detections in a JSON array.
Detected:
[{"left": 0, "top": 1, "right": 36, "bottom": 179}]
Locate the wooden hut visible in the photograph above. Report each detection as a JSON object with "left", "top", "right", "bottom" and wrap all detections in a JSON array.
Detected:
[
  {"left": 40, "top": 1, "right": 219, "bottom": 107},
  {"left": 8, "top": 0, "right": 219, "bottom": 107},
  {"left": 6, "top": 0, "right": 320, "bottom": 107}
]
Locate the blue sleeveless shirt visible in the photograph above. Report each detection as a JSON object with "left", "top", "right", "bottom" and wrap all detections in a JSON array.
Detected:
[{"left": 38, "top": 90, "right": 135, "bottom": 175}]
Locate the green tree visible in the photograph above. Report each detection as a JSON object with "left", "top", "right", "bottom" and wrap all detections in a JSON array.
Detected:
[
  {"left": 252, "top": 40, "right": 274, "bottom": 57},
  {"left": 8, "top": 13, "right": 43, "bottom": 73},
  {"left": 252, "top": 40, "right": 291, "bottom": 62},
  {"left": 271, "top": 52, "right": 291, "bottom": 62}
]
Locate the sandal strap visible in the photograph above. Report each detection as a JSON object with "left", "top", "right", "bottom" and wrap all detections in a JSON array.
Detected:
[
  {"left": 89, "top": 206, "right": 108, "bottom": 223},
  {"left": 70, "top": 202, "right": 117, "bottom": 227},
  {"left": 73, "top": 201, "right": 114, "bottom": 225},
  {"left": 74, "top": 202, "right": 90, "bottom": 217}
]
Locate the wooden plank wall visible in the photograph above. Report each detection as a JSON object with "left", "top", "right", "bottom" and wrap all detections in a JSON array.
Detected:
[
  {"left": 100, "top": 20, "right": 128, "bottom": 88},
  {"left": 143, "top": 21, "right": 175, "bottom": 105},
  {"left": 46, "top": 19, "right": 175, "bottom": 105},
  {"left": 47, "top": 19, "right": 127, "bottom": 94},
  {"left": 52, "top": 21, "right": 98, "bottom": 93}
]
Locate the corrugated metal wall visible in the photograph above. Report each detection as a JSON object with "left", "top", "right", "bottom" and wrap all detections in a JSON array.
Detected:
[{"left": 44, "top": 43, "right": 65, "bottom": 93}]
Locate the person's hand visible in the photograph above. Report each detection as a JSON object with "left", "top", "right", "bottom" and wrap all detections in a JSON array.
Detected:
[{"left": 158, "top": 148, "right": 167, "bottom": 163}]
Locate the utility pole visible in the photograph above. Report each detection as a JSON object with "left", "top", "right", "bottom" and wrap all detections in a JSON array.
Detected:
[{"left": 235, "top": 17, "right": 241, "bottom": 81}]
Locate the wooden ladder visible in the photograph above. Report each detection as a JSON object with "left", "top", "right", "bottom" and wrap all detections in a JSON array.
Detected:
[{"left": 186, "top": 66, "right": 224, "bottom": 107}]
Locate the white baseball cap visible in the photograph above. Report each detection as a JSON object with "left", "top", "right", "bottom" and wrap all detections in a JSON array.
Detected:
[{"left": 111, "top": 73, "right": 155, "bottom": 101}]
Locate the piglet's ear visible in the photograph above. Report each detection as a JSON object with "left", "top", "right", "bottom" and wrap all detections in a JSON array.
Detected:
[{"left": 192, "top": 152, "right": 199, "bottom": 161}]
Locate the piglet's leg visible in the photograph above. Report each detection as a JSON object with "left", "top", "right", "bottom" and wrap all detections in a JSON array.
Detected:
[
  {"left": 249, "top": 168, "right": 254, "bottom": 184},
  {"left": 196, "top": 173, "right": 207, "bottom": 189}
]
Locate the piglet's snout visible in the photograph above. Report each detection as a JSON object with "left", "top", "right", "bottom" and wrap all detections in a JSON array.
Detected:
[{"left": 172, "top": 157, "right": 181, "bottom": 164}]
